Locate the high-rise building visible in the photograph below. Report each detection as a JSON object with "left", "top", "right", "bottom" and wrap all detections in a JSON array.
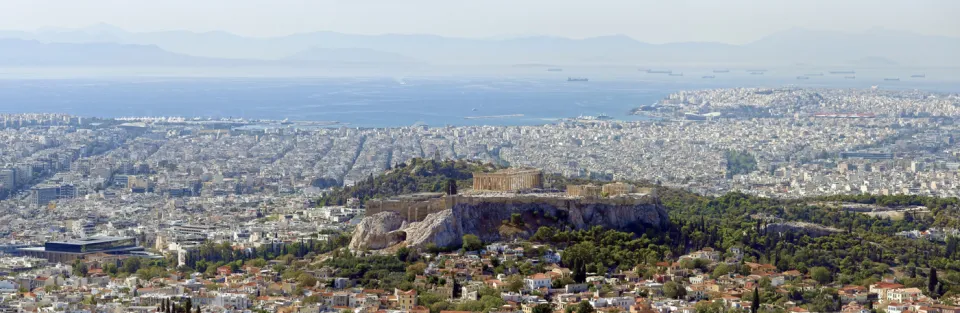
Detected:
[
  {"left": 59, "top": 184, "right": 77, "bottom": 199},
  {"left": 30, "top": 185, "right": 59, "bottom": 208},
  {"left": 16, "top": 164, "right": 32, "bottom": 185},
  {"left": 0, "top": 168, "right": 16, "bottom": 190},
  {"left": 113, "top": 175, "right": 130, "bottom": 187},
  {"left": 910, "top": 161, "right": 924, "bottom": 173}
]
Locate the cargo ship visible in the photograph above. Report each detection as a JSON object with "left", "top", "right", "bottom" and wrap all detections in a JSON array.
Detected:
[
  {"left": 796, "top": 76, "right": 810, "bottom": 80},
  {"left": 547, "top": 68, "right": 563, "bottom": 72},
  {"left": 844, "top": 76, "right": 856, "bottom": 79},
  {"left": 645, "top": 69, "right": 672, "bottom": 74},
  {"left": 829, "top": 71, "right": 856, "bottom": 74},
  {"left": 884, "top": 78, "right": 900, "bottom": 81},
  {"left": 669, "top": 73, "right": 683, "bottom": 76},
  {"left": 702, "top": 75, "right": 715, "bottom": 79},
  {"left": 911, "top": 74, "right": 925, "bottom": 78},
  {"left": 713, "top": 69, "right": 730, "bottom": 73},
  {"left": 567, "top": 77, "right": 589, "bottom": 82},
  {"left": 749, "top": 71, "right": 765, "bottom": 75},
  {"left": 805, "top": 73, "right": 824, "bottom": 76}
]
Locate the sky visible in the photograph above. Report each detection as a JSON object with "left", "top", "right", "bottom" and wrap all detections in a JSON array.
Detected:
[{"left": 0, "top": 0, "right": 957, "bottom": 44}]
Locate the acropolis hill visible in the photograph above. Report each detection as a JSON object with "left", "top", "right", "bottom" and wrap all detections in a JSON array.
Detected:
[{"left": 350, "top": 169, "right": 668, "bottom": 251}]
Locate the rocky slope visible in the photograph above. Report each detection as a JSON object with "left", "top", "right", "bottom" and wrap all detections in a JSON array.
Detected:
[
  {"left": 348, "top": 211, "right": 407, "bottom": 251},
  {"left": 349, "top": 195, "right": 668, "bottom": 251}
]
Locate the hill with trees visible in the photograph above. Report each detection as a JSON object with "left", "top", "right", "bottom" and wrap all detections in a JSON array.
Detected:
[{"left": 316, "top": 158, "right": 502, "bottom": 206}]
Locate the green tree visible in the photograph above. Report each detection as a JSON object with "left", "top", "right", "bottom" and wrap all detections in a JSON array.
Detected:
[
  {"left": 695, "top": 300, "right": 726, "bottom": 313},
  {"left": 418, "top": 292, "right": 447, "bottom": 308},
  {"left": 751, "top": 286, "right": 760, "bottom": 313},
  {"left": 576, "top": 301, "right": 595, "bottom": 313},
  {"left": 480, "top": 295, "right": 506, "bottom": 311},
  {"left": 396, "top": 247, "right": 412, "bottom": 262},
  {"left": 462, "top": 234, "right": 483, "bottom": 251},
  {"left": 297, "top": 273, "right": 318, "bottom": 288},
  {"left": 446, "top": 179, "right": 458, "bottom": 195},
  {"left": 506, "top": 275, "right": 525, "bottom": 292},
  {"left": 664, "top": 281, "right": 686, "bottom": 299},
  {"left": 510, "top": 213, "right": 524, "bottom": 226},
  {"left": 532, "top": 226, "right": 557, "bottom": 242},
  {"left": 928, "top": 268, "right": 939, "bottom": 298},
  {"left": 725, "top": 150, "right": 758, "bottom": 178},
  {"left": 72, "top": 259, "right": 88, "bottom": 277},
  {"left": 810, "top": 267, "right": 832, "bottom": 285},
  {"left": 947, "top": 237, "right": 958, "bottom": 258},
  {"left": 712, "top": 263, "right": 731, "bottom": 278},
  {"left": 429, "top": 302, "right": 453, "bottom": 313},
  {"left": 532, "top": 304, "right": 553, "bottom": 313},
  {"left": 562, "top": 242, "right": 595, "bottom": 283}
]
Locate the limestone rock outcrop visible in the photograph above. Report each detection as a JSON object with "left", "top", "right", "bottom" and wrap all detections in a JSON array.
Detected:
[
  {"left": 348, "top": 211, "right": 406, "bottom": 250},
  {"left": 396, "top": 209, "right": 460, "bottom": 249},
  {"left": 349, "top": 195, "right": 669, "bottom": 251}
]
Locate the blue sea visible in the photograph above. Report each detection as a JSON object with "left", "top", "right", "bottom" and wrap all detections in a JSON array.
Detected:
[{"left": 0, "top": 66, "right": 957, "bottom": 127}]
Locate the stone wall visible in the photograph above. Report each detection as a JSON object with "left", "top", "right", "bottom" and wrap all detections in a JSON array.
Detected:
[
  {"left": 365, "top": 194, "right": 452, "bottom": 222},
  {"left": 566, "top": 184, "right": 601, "bottom": 198}
]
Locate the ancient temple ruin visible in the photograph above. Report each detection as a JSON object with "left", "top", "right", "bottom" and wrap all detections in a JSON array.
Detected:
[{"left": 472, "top": 168, "right": 543, "bottom": 192}]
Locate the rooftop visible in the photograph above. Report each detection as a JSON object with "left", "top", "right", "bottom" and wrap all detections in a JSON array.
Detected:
[{"left": 47, "top": 236, "right": 133, "bottom": 246}]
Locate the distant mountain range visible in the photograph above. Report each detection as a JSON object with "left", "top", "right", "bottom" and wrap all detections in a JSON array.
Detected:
[
  {"left": 0, "top": 24, "right": 957, "bottom": 67},
  {"left": 0, "top": 39, "right": 232, "bottom": 66},
  {"left": 285, "top": 47, "right": 421, "bottom": 64}
]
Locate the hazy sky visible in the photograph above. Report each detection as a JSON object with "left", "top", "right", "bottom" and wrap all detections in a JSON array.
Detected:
[{"left": 0, "top": 0, "right": 957, "bottom": 44}]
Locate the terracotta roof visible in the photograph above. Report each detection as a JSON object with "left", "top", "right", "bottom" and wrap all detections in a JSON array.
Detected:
[{"left": 873, "top": 282, "right": 904, "bottom": 289}]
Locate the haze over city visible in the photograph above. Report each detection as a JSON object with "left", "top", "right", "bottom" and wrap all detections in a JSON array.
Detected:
[
  {"left": 0, "top": 2, "right": 959, "bottom": 313},
  {"left": 1, "top": 0, "right": 958, "bottom": 43}
]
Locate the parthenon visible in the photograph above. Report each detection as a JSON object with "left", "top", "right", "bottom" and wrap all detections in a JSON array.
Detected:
[{"left": 472, "top": 168, "right": 543, "bottom": 192}]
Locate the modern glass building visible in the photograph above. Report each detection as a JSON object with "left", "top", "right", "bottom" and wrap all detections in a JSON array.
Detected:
[{"left": 18, "top": 236, "right": 143, "bottom": 263}]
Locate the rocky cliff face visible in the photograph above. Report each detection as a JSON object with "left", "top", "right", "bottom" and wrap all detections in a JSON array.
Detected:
[
  {"left": 349, "top": 195, "right": 669, "bottom": 251},
  {"left": 348, "top": 211, "right": 406, "bottom": 251}
]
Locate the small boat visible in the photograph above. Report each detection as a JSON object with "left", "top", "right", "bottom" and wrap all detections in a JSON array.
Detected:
[
  {"left": 911, "top": 74, "right": 925, "bottom": 78},
  {"left": 884, "top": 78, "right": 900, "bottom": 81},
  {"left": 844, "top": 76, "right": 856, "bottom": 79},
  {"left": 702, "top": 75, "right": 715, "bottom": 79},
  {"left": 796, "top": 76, "right": 810, "bottom": 80}
]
